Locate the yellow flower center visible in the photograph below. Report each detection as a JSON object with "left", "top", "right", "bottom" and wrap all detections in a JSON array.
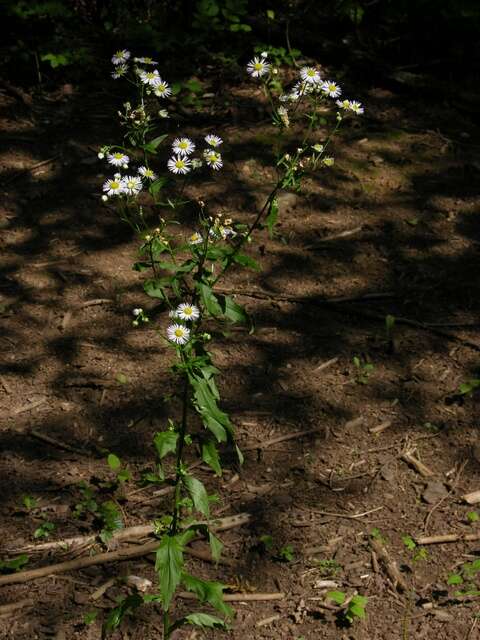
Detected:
[
  {"left": 174, "top": 328, "right": 184, "bottom": 337},
  {"left": 184, "top": 307, "right": 192, "bottom": 315},
  {"left": 254, "top": 62, "right": 263, "bottom": 71},
  {"left": 111, "top": 181, "right": 120, "bottom": 189},
  {"left": 175, "top": 160, "right": 185, "bottom": 168}
]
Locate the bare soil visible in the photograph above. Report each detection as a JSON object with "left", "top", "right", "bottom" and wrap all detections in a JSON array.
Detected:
[{"left": 1, "top": 60, "right": 480, "bottom": 640}]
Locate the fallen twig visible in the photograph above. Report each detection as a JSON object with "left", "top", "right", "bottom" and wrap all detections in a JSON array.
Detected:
[
  {"left": 369, "top": 537, "right": 409, "bottom": 593},
  {"left": 7, "top": 513, "right": 251, "bottom": 557},
  {"left": 462, "top": 490, "right": 480, "bottom": 505},
  {"left": 302, "top": 506, "right": 383, "bottom": 520},
  {"left": 243, "top": 428, "right": 320, "bottom": 451},
  {"left": 2, "top": 154, "right": 61, "bottom": 187},
  {"left": 29, "top": 429, "right": 87, "bottom": 455},
  {"left": 256, "top": 614, "right": 282, "bottom": 627},
  {"left": 401, "top": 450, "right": 434, "bottom": 478},
  {"left": 12, "top": 398, "right": 46, "bottom": 416},
  {"left": 369, "top": 420, "right": 392, "bottom": 435},
  {"left": 415, "top": 532, "right": 480, "bottom": 545},
  {"left": 178, "top": 592, "right": 284, "bottom": 602},
  {"left": 314, "top": 356, "right": 339, "bottom": 373},
  {"left": 0, "top": 599, "right": 33, "bottom": 617},
  {"left": 306, "top": 225, "right": 364, "bottom": 247}
]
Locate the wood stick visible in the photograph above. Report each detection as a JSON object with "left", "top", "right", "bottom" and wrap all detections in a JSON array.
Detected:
[
  {"left": 306, "top": 506, "right": 383, "bottom": 520},
  {"left": 29, "top": 429, "right": 87, "bottom": 455},
  {"left": 178, "top": 592, "right": 284, "bottom": 602},
  {"left": 0, "top": 599, "right": 33, "bottom": 616},
  {"left": 415, "top": 532, "right": 480, "bottom": 545},
  {"left": 314, "top": 356, "right": 339, "bottom": 373},
  {"left": 462, "top": 490, "right": 480, "bottom": 505},
  {"left": 369, "top": 420, "right": 392, "bottom": 434},
  {"left": 12, "top": 398, "right": 46, "bottom": 416},
  {"left": 243, "top": 428, "right": 320, "bottom": 451},
  {"left": 369, "top": 538, "right": 409, "bottom": 592},
  {"left": 256, "top": 614, "right": 281, "bottom": 627},
  {"left": 401, "top": 451, "right": 434, "bottom": 477},
  {"left": 8, "top": 513, "right": 250, "bottom": 556}
]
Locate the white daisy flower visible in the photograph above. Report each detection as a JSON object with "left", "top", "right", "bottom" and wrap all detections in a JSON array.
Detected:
[
  {"left": 107, "top": 152, "right": 129, "bottom": 167},
  {"left": 167, "top": 155, "right": 191, "bottom": 175},
  {"left": 246, "top": 56, "right": 270, "bottom": 78},
  {"left": 139, "top": 69, "right": 162, "bottom": 87},
  {"left": 138, "top": 166, "right": 157, "bottom": 180},
  {"left": 154, "top": 81, "right": 171, "bottom": 98},
  {"left": 112, "top": 49, "right": 130, "bottom": 65},
  {"left": 103, "top": 178, "right": 125, "bottom": 196},
  {"left": 349, "top": 100, "right": 364, "bottom": 115},
  {"left": 221, "top": 226, "right": 236, "bottom": 240},
  {"left": 167, "top": 323, "right": 190, "bottom": 345},
  {"left": 172, "top": 137, "right": 195, "bottom": 156},
  {"left": 322, "top": 80, "right": 341, "bottom": 98},
  {"left": 189, "top": 231, "right": 203, "bottom": 245},
  {"left": 121, "top": 175, "right": 143, "bottom": 196},
  {"left": 300, "top": 66, "right": 322, "bottom": 85},
  {"left": 134, "top": 56, "right": 158, "bottom": 65},
  {"left": 205, "top": 134, "right": 223, "bottom": 147},
  {"left": 132, "top": 308, "right": 143, "bottom": 316},
  {"left": 176, "top": 303, "right": 200, "bottom": 321},
  {"left": 158, "top": 109, "right": 169, "bottom": 118},
  {"left": 336, "top": 99, "right": 352, "bottom": 110},
  {"left": 112, "top": 63, "right": 128, "bottom": 79},
  {"left": 261, "top": 51, "right": 269, "bottom": 58},
  {"left": 204, "top": 150, "right": 223, "bottom": 170},
  {"left": 191, "top": 158, "right": 203, "bottom": 169}
]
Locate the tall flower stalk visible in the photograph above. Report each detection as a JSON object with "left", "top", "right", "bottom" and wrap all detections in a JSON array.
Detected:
[{"left": 98, "top": 49, "right": 364, "bottom": 638}]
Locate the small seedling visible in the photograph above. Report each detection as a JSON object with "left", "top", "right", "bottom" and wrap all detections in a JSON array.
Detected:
[
  {"left": 22, "top": 495, "right": 37, "bottom": 511},
  {"left": 467, "top": 511, "right": 479, "bottom": 524},
  {"left": 314, "top": 558, "right": 342, "bottom": 577},
  {"left": 458, "top": 379, "right": 480, "bottom": 397},
  {"left": 0, "top": 554, "right": 29, "bottom": 573},
  {"left": 107, "top": 453, "right": 131, "bottom": 484},
  {"left": 34, "top": 521, "right": 55, "bottom": 539},
  {"left": 353, "top": 356, "right": 374, "bottom": 384},
  {"left": 402, "top": 534, "right": 428, "bottom": 562},
  {"left": 370, "top": 528, "right": 387, "bottom": 543},
  {"left": 277, "top": 544, "right": 294, "bottom": 562},
  {"left": 326, "top": 591, "right": 368, "bottom": 625}
]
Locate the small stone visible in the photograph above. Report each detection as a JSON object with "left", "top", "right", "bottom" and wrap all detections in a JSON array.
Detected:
[
  {"left": 277, "top": 191, "right": 299, "bottom": 212},
  {"left": 422, "top": 481, "right": 448, "bottom": 504}
]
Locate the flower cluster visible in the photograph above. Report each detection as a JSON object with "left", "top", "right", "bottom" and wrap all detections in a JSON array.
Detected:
[
  {"left": 100, "top": 156, "right": 157, "bottom": 200},
  {"left": 167, "top": 134, "right": 223, "bottom": 175},
  {"left": 167, "top": 302, "right": 201, "bottom": 345}
]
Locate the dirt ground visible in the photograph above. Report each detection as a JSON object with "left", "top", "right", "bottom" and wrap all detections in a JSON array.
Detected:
[{"left": 1, "top": 55, "right": 480, "bottom": 640}]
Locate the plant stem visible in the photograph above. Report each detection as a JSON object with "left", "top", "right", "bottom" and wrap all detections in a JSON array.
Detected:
[
  {"left": 170, "top": 371, "right": 189, "bottom": 535},
  {"left": 163, "top": 610, "right": 170, "bottom": 639}
]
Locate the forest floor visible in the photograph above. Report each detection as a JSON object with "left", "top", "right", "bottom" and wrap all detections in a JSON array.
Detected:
[{"left": 1, "top": 52, "right": 480, "bottom": 640}]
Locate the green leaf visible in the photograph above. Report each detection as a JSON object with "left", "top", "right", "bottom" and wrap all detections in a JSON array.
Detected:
[
  {"left": 447, "top": 573, "right": 463, "bottom": 585},
  {"left": 149, "top": 176, "right": 168, "bottom": 197},
  {"left": 184, "top": 612, "right": 227, "bottom": 629},
  {"left": 103, "top": 594, "right": 143, "bottom": 633},
  {"left": 116, "top": 373, "right": 128, "bottom": 384},
  {"left": 183, "top": 474, "right": 210, "bottom": 517},
  {"left": 107, "top": 453, "right": 121, "bottom": 471},
  {"left": 327, "top": 590, "right": 346, "bottom": 605},
  {"left": 459, "top": 379, "right": 480, "bottom": 396},
  {"left": 208, "top": 532, "right": 223, "bottom": 563},
  {"left": 265, "top": 197, "right": 279, "bottom": 238},
  {"left": 278, "top": 544, "right": 294, "bottom": 562},
  {"left": 197, "top": 283, "right": 223, "bottom": 317},
  {"left": 202, "top": 440, "right": 222, "bottom": 476},
  {"left": 154, "top": 431, "right": 179, "bottom": 460},
  {"left": 267, "top": 9, "right": 275, "bottom": 19},
  {"left": 402, "top": 535, "right": 416, "bottom": 551},
  {"left": 22, "top": 495, "right": 37, "bottom": 510},
  {"left": 232, "top": 253, "right": 261, "bottom": 271},
  {"left": 155, "top": 534, "right": 185, "bottom": 610},
  {"left": 0, "top": 554, "right": 29, "bottom": 573},
  {"left": 189, "top": 375, "right": 233, "bottom": 442},
  {"left": 347, "top": 595, "right": 368, "bottom": 620},
  {"left": 235, "top": 443, "right": 244, "bottom": 465},
  {"left": 142, "top": 134, "right": 168, "bottom": 155},
  {"left": 182, "top": 573, "right": 233, "bottom": 617},
  {"left": 34, "top": 521, "right": 55, "bottom": 539},
  {"left": 221, "top": 295, "right": 248, "bottom": 325},
  {"left": 467, "top": 511, "right": 479, "bottom": 523},
  {"left": 83, "top": 611, "right": 98, "bottom": 625}
]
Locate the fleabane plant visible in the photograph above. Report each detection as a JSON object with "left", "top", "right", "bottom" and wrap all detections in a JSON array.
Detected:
[{"left": 98, "top": 49, "right": 364, "bottom": 638}]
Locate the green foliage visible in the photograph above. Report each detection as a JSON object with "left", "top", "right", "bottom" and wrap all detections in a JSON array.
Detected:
[
  {"left": 467, "top": 511, "right": 479, "bottom": 523},
  {"left": 0, "top": 554, "right": 29, "bottom": 573},
  {"left": 353, "top": 356, "right": 374, "bottom": 384},
  {"left": 345, "top": 595, "right": 368, "bottom": 623},
  {"left": 155, "top": 530, "right": 195, "bottom": 610},
  {"left": 22, "top": 495, "right": 37, "bottom": 510},
  {"left": 34, "top": 520, "right": 55, "bottom": 539},
  {"left": 458, "top": 378, "right": 480, "bottom": 396}
]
